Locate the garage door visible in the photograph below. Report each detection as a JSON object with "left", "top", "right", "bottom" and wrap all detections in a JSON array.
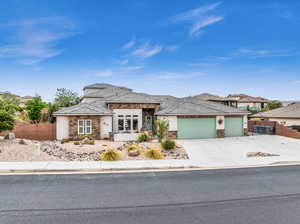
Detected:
[
  {"left": 225, "top": 117, "right": 244, "bottom": 137},
  {"left": 177, "top": 118, "right": 216, "bottom": 139}
]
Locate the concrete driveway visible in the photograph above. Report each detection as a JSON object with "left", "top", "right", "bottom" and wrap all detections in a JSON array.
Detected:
[{"left": 178, "top": 135, "right": 300, "bottom": 167}]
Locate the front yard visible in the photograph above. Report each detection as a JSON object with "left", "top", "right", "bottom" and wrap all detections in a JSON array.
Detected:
[{"left": 0, "top": 137, "right": 188, "bottom": 162}]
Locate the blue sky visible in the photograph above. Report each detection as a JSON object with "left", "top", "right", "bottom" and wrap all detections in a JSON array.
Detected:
[{"left": 0, "top": 0, "right": 299, "bottom": 101}]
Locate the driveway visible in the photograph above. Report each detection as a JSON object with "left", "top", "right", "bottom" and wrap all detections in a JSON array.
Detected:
[{"left": 178, "top": 135, "right": 300, "bottom": 167}]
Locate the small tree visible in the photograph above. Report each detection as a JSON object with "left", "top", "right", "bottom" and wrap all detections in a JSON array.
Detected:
[
  {"left": 155, "top": 119, "right": 169, "bottom": 143},
  {"left": 25, "top": 96, "right": 47, "bottom": 123},
  {"left": 0, "top": 99, "right": 16, "bottom": 131},
  {"left": 54, "top": 88, "right": 80, "bottom": 108},
  {"left": 47, "top": 88, "right": 80, "bottom": 123},
  {"left": 267, "top": 101, "right": 283, "bottom": 110}
]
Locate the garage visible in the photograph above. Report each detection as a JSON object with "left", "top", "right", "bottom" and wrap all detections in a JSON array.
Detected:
[
  {"left": 177, "top": 118, "right": 216, "bottom": 139},
  {"left": 225, "top": 117, "right": 244, "bottom": 137}
]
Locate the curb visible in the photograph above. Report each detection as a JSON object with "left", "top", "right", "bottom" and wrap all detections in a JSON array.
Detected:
[{"left": 1, "top": 162, "right": 300, "bottom": 175}]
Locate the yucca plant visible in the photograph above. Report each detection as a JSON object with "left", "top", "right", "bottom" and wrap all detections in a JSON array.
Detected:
[{"left": 155, "top": 119, "right": 169, "bottom": 143}]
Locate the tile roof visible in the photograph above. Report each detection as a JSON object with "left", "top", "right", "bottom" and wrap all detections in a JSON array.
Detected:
[
  {"left": 53, "top": 100, "right": 112, "bottom": 115},
  {"left": 55, "top": 83, "right": 249, "bottom": 116},
  {"left": 251, "top": 103, "right": 300, "bottom": 119}
]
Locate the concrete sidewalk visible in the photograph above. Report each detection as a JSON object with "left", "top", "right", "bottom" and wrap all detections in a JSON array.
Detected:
[{"left": 0, "top": 159, "right": 199, "bottom": 173}]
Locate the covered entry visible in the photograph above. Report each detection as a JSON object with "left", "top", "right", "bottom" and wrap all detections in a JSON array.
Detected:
[
  {"left": 177, "top": 118, "right": 216, "bottom": 139},
  {"left": 225, "top": 117, "right": 244, "bottom": 137}
]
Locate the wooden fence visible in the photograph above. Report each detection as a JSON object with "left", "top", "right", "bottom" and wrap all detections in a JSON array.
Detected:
[{"left": 0, "top": 122, "right": 56, "bottom": 140}]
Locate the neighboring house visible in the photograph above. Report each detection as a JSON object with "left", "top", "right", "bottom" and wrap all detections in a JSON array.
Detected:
[
  {"left": 282, "top": 101, "right": 300, "bottom": 107},
  {"left": 193, "top": 93, "right": 270, "bottom": 112},
  {"left": 251, "top": 102, "right": 300, "bottom": 127},
  {"left": 54, "top": 83, "right": 249, "bottom": 141}
]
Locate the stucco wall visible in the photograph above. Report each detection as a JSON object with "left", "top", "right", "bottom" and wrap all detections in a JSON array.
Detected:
[
  {"left": 56, "top": 116, "right": 69, "bottom": 140},
  {"left": 269, "top": 118, "right": 300, "bottom": 126},
  {"left": 157, "top": 116, "right": 178, "bottom": 131}
]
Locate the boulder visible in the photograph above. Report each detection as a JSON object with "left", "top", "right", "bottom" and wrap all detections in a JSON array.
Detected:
[
  {"left": 128, "top": 149, "right": 140, "bottom": 157},
  {"left": 19, "top": 139, "right": 27, "bottom": 145},
  {"left": 4, "top": 133, "right": 16, "bottom": 140}
]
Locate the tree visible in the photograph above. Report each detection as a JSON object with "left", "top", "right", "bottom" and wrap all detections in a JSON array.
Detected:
[
  {"left": 267, "top": 101, "right": 283, "bottom": 110},
  {"left": 0, "top": 99, "right": 16, "bottom": 131},
  {"left": 54, "top": 88, "right": 80, "bottom": 108},
  {"left": 155, "top": 119, "right": 170, "bottom": 143},
  {"left": 47, "top": 88, "right": 80, "bottom": 123},
  {"left": 25, "top": 96, "right": 47, "bottom": 123},
  {"left": 0, "top": 93, "right": 20, "bottom": 106}
]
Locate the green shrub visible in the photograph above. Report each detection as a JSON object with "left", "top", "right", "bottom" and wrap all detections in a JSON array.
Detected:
[
  {"left": 74, "top": 141, "right": 81, "bottom": 145},
  {"left": 137, "top": 133, "right": 151, "bottom": 142},
  {"left": 126, "top": 145, "right": 141, "bottom": 153},
  {"left": 155, "top": 119, "right": 169, "bottom": 143},
  {"left": 161, "top": 139, "right": 176, "bottom": 150},
  {"left": 101, "top": 149, "right": 121, "bottom": 161},
  {"left": 144, "top": 148, "right": 164, "bottom": 160}
]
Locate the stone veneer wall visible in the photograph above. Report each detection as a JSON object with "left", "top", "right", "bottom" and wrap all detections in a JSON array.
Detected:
[
  {"left": 108, "top": 103, "right": 160, "bottom": 111},
  {"left": 69, "top": 116, "right": 101, "bottom": 140},
  {"left": 168, "top": 131, "right": 177, "bottom": 139},
  {"left": 216, "top": 129, "right": 225, "bottom": 138}
]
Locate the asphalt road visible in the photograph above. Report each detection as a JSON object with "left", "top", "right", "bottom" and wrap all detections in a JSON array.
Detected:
[{"left": 1, "top": 166, "right": 300, "bottom": 224}]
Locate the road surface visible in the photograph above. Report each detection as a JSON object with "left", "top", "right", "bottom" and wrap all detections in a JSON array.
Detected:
[{"left": 1, "top": 166, "right": 300, "bottom": 223}]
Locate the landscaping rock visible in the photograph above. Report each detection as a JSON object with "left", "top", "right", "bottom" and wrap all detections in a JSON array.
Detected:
[
  {"left": 4, "top": 133, "right": 15, "bottom": 140},
  {"left": 128, "top": 149, "right": 140, "bottom": 157},
  {"left": 246, "top": 152, "right": 280, "bottom": 158},
  {"left": 19, "top": 139, "right": 27, "bottom": 145}
]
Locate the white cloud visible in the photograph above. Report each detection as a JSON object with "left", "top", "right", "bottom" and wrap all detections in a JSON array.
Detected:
[
  {"left": 293, "top": 80, "right": 300, "bottom": 84},
  {"left": 233, "top": 48, "right": 294, "bottom": 58},
  {"left": 122, "top": 37, "right": 135, "bottom": 49},
  {"left": 170, "top": 2, "right": 223, "bottom": 36},
  {"left": 130, "top": 42, "right": 163, "bottom": 58},
  {"left": 122, "top": 66, "right": 144, "bottom": 72},
  {"left": 118, "top": 59, "right": 129, "bottom": 65},
  {"left": 94, "top": 69, "right": 113, "bottom": 77},
  {"left": 164, "top": 45, "right": 178, "bottom": 52},
  {"left": 157, "top": 72, "right": 205, "bottom": 80},
  {"left": 0, "top": 16, "right": 76, "bottom": 65}
]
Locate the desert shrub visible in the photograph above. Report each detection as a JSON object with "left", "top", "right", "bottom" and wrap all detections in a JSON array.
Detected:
[
  {"left": 155, "top": 119, "right": 169, "bottom": 143},
  {"left": 126, "top": 145, "right": 141, "bottom": 153},
  {"left": 144, "top": 148, "right": 164, "bottom": 160},
  {"left": 101, "top": 149, "right": 121, "bottom": 161},
  {"left": 137, "top": 133, "right": 151, "bottom": 142},
  {"left": 74, "top": 141, "right": 81, "bottom": 145},
  {"left": 161, "top": 139, "right": 176, "bottom": 150},
  {"left": 88, "top": 140, "right": 95, "bottom": 145}
]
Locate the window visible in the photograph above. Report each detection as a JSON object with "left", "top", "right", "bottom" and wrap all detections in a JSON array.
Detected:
[
  {"left": 85, "top": 120, "right": 92, "bottom": 134},
  {"left": 125, "top": 115, "right": 131, "bottom": 131},
  {"left": 117, "top": 114, "right": 139, "bottom": 133},
  {"left": 118, "top": 115, "right": 124, "bottom": 131},
  {"left": 78, "top": 120, "right": 92, "bottom": 135},
  {"left": 133, "top": 115, "right": 138, "bottom": 131}
]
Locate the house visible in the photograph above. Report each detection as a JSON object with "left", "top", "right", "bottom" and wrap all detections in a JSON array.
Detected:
[
  {"left": 54, "top": 84, "right": 249, "bottom": 141},
  {"left": 251, "top": 102, "right": 300, "bottom": 127},
  {"left": 193, "top": 93, "right": 270, "bottom": 112}
]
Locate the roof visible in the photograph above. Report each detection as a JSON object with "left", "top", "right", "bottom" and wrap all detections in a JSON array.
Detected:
[
  {"left": 55, "top": 83, "right": 249, "bottom": 116},
  {"left": 53, "top": 100, "right": 112, "bottom": 116},
  {"left": 156, "top": 97, "right": 249, "bottom": 116},
  {"left": 226, "top": 94, "right": 269, "bottom": 103},
  {"left": 251, "top": 103, "right": 300, "bottom": 119},
  {"left": 83, "top": 83, "right": 132, "bottom": 91}
]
